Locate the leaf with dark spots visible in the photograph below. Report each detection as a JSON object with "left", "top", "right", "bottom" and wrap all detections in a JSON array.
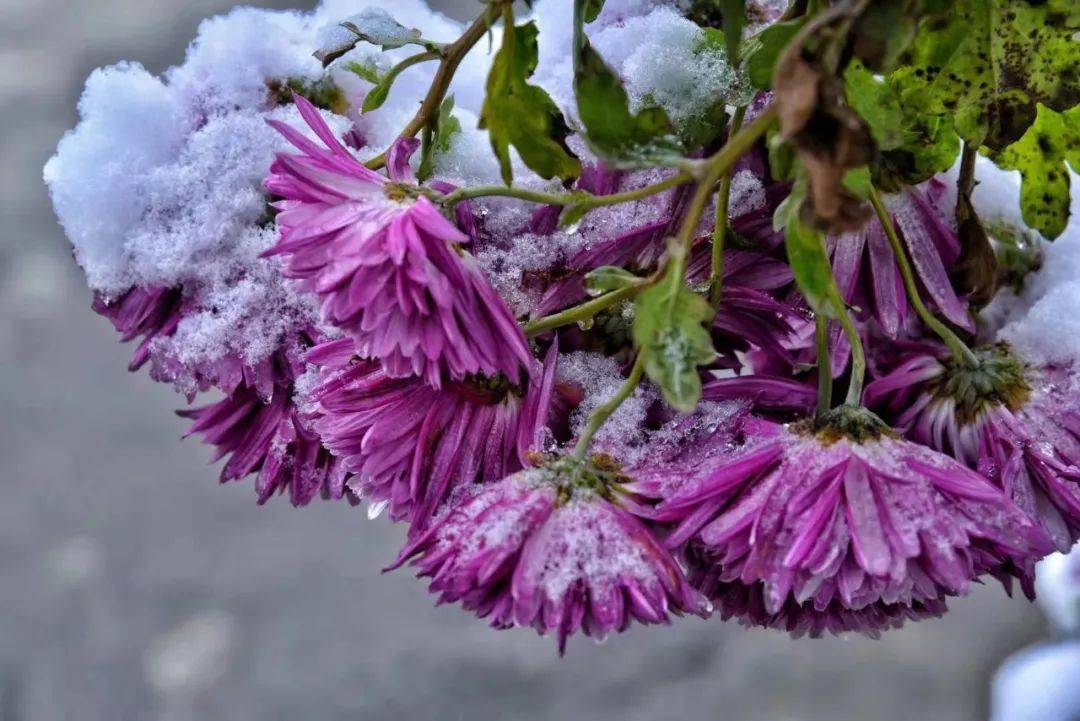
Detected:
[
  {"left": 897, "top": 0, "right": 1080, "bottom": 150},
  {"left": 846, "top": 61, "right": 961, "bottom": 189},
  {"left": 992, "top": 105, "right": 1080, "bottom": 239}
]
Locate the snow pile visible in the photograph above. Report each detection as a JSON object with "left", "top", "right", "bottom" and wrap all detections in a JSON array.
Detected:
[
  {"left": 1035, "top": 543, "right": 1080, "bottom": 634},
  {"left": 997, "top": 170, "right": 1080, "bottom": 365},
  {"left": 533, "top": 1, "right": 748, "bottom": 130},
  {"left": 44, "top": 2, "right": 469, "bottom": 392},
  {"left": 557, "top": 351, "right": 654, "bottom": 457}
]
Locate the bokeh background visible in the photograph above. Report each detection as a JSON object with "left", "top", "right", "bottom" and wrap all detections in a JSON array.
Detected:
[{"left": 0, "top": 1, "right": 1059, "bottom": 719}]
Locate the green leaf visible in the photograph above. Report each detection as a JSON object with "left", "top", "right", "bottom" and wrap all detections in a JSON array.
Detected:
[
  {"left": 361, "top": 53, "right": 439, "bottom": 114},
  {"left": 418, "top": 95, "right": 462, "bottom": 181},
  {"left": 632, "top": 264, "right": 717, "bottom": 412},
  {"left": 361, "top": 75, "right": 394, "bottom": 113},
  {"left": 844, "top": 62, "right": 906, "bottom": 151},
  {"left": 585, "top": 266, "right": 641, "bottom": 294},
  {"left": 872, "top": 106, "right": 960, "bottom": 190},
  {"left": 480, "top": 21, "right": 581, "bottom": 185},
  {"left": 766, "top": 130, "right": 796, "bottom": 182},
  {"left": 897, "top": 0, "right": 1080, "bottom": 150},
  {"left": 993, "top": 105, "right": 1080, "bottom": 240},
  {"left": 345, "top": 60, "right": 382, "bottom": 84},
  {"left": 720, "top": 0, "right": 745, "bottom": 64},
  {"left": 583, "top": 0, "right": 605, "bottom": 23},
  {"left": 559, "top": 202, "right": 591, "bottom": 230},
  {"left": 782, "top": 189, "right": 847, "bottom": 318},
  {"left": 848, "top": 0, "right": 919, "bottom": 73},
  {"left": 742, "top": 19, "right": 803, "bottom": 90},
  {"left": 841, "top": 167, "right": 872, "bottom": 201},
  {"left": 574, "top": 40, "right": 684, "bottom": 166},
  {"left": 845, "top": 61, "right": 960, "bottom": 188}
]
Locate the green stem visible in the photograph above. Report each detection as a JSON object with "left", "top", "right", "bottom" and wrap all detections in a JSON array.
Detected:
[
  {"left": 518, "top": 106, "right": 776, "bottom": 342},
  {"left": 364, "top": 4, "right": 501, "bottom": 170},
  {"left": 536, "top": 103, "right": 777, "bottom": 457},
  {"left": 835, "top": 306, "right": 865, "bottom": 406},
  {"left": 572, "top": 352, "right": 647, "bottom": 461},
  {"left": 367, "top": 50, "right": 440, "bottom": 108},
  {"left": 673, "top": 104, "right": 779, "bottom": 265},
  {"left": 815, "top": 313, "right": 832, "bottom": 417},
  {"left": 572, "top": 0, "right": 586, "bottom": 75},
  {"left": 709, "top": 105, "right": 747, "bottom": 308},
  {"left": 439, "top": 172, "right": 690, "bottom": 209},
  {"left": 523, "top": 283, "right": 641, "bottom": 336},
  {"left": 868, "top": 185, "right": 979, "bottom": 368}
]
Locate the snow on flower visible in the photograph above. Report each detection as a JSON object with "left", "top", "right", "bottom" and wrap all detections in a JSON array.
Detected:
[
  {"left": 627, "top": 409, "right": 1052, "bottom": 633},
  {"left": 865, "top": 345, "right": 1080, "bottom": 560},
  {"left": 392, "top": 459, "right": 709, "bottom": 652},
  {"left": 43, "top": 0, "right": 1080, "bottom": 649}
]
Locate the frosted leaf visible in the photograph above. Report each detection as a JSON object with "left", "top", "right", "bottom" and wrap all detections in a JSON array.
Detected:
[{"left": 321, "top": 9, "right": 422, "bottom": 56}]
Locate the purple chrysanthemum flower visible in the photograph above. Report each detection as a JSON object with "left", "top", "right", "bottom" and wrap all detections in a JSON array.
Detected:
[
  {"left": 685, "top": 548, "right": 947, "bottom": 639},
  {"left": 392, "top": 459, "right": 710, "bottom": 653},
  {"left": 93, "top": 284, "right": 268, "bottom": 400},
  {"left": 626, "top": 409, "right": 1051, "bottom": 633},
  {"left": 263, "top": 95, "right": 532, "bottom": 388},
  {"left": 734, "top": 181, "right": 971, "bottom": 377},
  {"left": 865, "top": 345, "right": 1080, "bottom": 556},
  {"left": 305, "top": 338, "right": 559, "bottom": 529},
  {"left": 92, "top": 285, "right": 184, "bottom": 373},
  {"left": 179, "top": 336, "right": 355, "bottom": 506},
  {"left": 686, "top": 245, "right": 802, "bottom": 369},
  {"left": 827, "top": 182, "right": 971, "bottom": 340}
]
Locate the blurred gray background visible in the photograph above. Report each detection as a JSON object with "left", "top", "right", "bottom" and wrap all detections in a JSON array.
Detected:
[{"left": 0, "top": 1, "right": 1053, "bottom": 719}]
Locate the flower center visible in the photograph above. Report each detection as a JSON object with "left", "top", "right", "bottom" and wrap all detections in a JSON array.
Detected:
[
  {"left": 383, "top": 183, "right": 411, "bottom": 202},
  {"left": 527, "top": 453, "right": 629, "bottom": 504},
  {"left": 798, "top": 405, "right": 894, "bottom": 444},
  {"left": 931, "top": 344, "right": 1030, "bottom": 423},
  {"left": 450, "top": 371, "right": 521, "bottom": 404}
]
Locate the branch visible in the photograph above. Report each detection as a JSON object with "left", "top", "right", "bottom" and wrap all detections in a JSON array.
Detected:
[
  {"left": 364, "top": 4, "right": 501, "bottom": 170},
  {"left": 524, "top": 283, "right": 642, "bottom": 336}
]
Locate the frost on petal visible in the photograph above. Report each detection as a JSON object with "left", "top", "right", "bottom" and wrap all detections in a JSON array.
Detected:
[
  {"left": 866, "top": 347, "right": 1080, "bottom": 584},
  {"left": 394, "top": 464, "right": 708, "bottom": 652},
  {"left": 631, "top": 414, "right": 1051, "bottom": 635}
]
